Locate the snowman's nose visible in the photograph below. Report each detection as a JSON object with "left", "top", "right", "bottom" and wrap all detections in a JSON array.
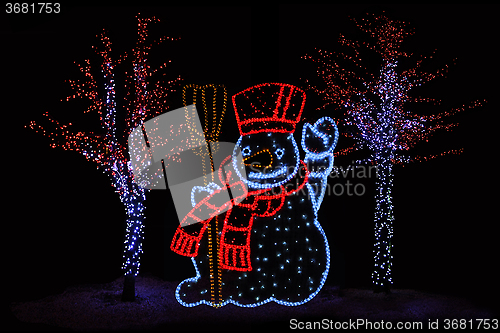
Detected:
[{"left": 243, "top": 148, "right": 273, "bottom": 169}]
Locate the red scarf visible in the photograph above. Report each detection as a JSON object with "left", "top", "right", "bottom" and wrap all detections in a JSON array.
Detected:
[{"left": 170, "top": 158, "right": 309, "bottom": 272}]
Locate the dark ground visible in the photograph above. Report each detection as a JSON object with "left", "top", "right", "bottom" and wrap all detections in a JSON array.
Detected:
[{"left": 7, "top": 275, "right": 497, "bottom": 331}]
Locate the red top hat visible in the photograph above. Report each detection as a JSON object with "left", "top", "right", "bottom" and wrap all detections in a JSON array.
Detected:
[{"left": 232, "top": 83, "right": 306, "bottom": 136}]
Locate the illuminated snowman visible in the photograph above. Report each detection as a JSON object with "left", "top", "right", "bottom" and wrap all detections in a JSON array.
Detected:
[{"left": 171, "top": 83, "right": 338, "bottom": 307}]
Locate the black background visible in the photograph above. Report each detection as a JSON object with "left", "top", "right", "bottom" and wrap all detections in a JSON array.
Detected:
[{"left": 3, "top": 3, "right": 498, "bottom": 324}]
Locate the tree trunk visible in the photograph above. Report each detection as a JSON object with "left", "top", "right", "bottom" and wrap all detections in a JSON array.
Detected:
[
  {"left": 122, "top": 274, "right": 136, "bottom": 301},
  {"left": 120, "top": 186, "right": 146, "bottom": 301},
  {"left": 372, "top": 161, "right": 394, "bottom": 293}
]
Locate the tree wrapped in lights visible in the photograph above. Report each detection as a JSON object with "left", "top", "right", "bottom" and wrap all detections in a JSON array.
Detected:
[
  {"left": 303, "top": 13, "right": 484, "bottom": 292},
  {"left": 26, "top": 15, "right": 181, "bottom": 301}
]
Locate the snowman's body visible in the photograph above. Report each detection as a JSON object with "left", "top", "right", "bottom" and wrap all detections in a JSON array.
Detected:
[
  {"left": 172, "top": 84, "right": 338, "bottom": 307},
  {"left": 227, "top": 183, "right": 329, "bottom": 305}
]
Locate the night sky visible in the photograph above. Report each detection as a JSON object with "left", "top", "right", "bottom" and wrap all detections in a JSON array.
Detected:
[{"left": 3, "top": 3, "right": 498, "bottom": 320}]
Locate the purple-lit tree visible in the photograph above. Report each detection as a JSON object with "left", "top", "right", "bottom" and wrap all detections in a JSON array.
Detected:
[
  {"left": 27, "top": 15, "right": 181, "bottom": 301},
  {"left": 303, "top": 13, "right": 484, "bottom": 292}
]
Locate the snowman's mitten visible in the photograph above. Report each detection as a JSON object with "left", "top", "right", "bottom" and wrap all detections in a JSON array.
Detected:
[
  {"left": 301, "top": 116, "right": 338, "bottom": 155},
  {"left": 302, "top": 117, "right": 339, "bottom": 176},
  {"left": 190, "top": 182, "right": 221, "bottom": 207}
]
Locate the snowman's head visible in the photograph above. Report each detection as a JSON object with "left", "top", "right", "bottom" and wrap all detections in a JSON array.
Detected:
[{"left": 233, "top": 132, "right": 300, "bottom": 190}]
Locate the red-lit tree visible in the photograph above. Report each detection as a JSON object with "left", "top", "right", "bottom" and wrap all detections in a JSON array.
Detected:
[
  {"left": 26, "top": 15, "right": 181, "bottom": 301},
  {"left": 303, "top": 13, "right": 484, "bottom": 292}
]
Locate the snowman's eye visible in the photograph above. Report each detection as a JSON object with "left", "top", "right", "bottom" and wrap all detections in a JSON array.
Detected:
[
  {"left": 275, "top": 148, "right": 284, "bottom": 160},
  {"left": 242, "top": 146, "right": 251, "bottom": 157}
]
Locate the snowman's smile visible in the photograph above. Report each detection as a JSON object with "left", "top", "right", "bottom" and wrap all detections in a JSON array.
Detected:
[{"left": 248, "top": 165, "right": 287, "bottom": 180}]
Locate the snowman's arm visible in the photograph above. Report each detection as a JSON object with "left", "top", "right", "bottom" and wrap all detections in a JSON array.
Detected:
[
  {"left": 304, "top": 153, "right": 334, "bottom": 211},
  {"left": 301, "top": 116, "right": 339, "bottom": 212}
]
